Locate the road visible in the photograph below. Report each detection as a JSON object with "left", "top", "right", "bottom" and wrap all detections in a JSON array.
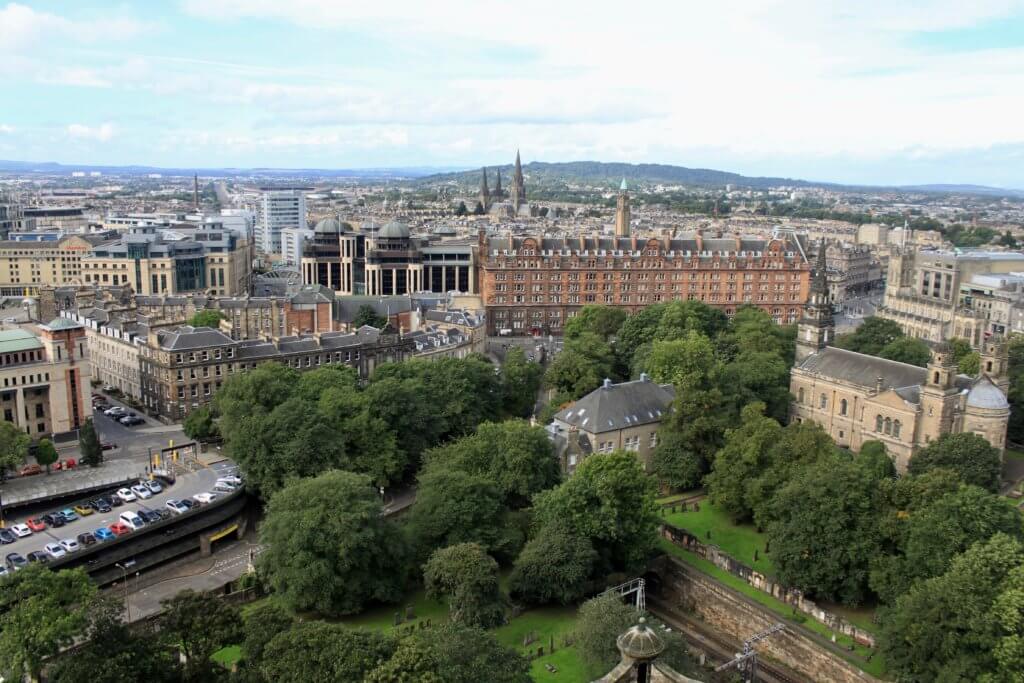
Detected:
[
  {"left": 1, "top": 460, "right": 239, "bottom": 563},
  {"left": 834, "top": 293, "right": 884, "bottom": 333},
  {"left": 83, "top": 391, "right": 187, "bottom": 463}
]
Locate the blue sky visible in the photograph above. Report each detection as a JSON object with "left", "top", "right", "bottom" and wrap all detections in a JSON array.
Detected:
[{"left": 1, "top": 1, "right": 1023, "bottom": 188}]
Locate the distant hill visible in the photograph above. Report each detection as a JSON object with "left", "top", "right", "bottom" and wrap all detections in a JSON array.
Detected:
[{"left": 0, "top": 159, "right": 457, "bottom": 179}]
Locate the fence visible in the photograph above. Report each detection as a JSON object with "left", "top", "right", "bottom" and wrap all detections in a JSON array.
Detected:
[{"left": 660, "top": 523, "right": 876, "bottom": 648}]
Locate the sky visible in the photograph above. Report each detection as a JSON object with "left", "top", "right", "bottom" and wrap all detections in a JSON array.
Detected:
[{"left": 1, "top": 1, "right": 1024, "bottom": 188}]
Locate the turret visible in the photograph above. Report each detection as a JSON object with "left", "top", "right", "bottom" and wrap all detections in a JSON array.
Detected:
[
  {"left": 981, "top": 335, "right": 1010, "bottom": 393},
  {"left": 794, "top": 244, "right": 834, "bottom": 363},
  {"left": 615, "top": 178, "right": 631, "bottom": 237}
]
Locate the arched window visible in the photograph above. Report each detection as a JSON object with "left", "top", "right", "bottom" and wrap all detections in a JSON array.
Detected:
[
  {"left": 893, "top": 420, "right": 901, "bottom": 438},
  {"left": 839, "top": 399, "right": 848, "bottom": 416},
  {"left": 875, "top": 415, "right": 883, "bottom": 432},
  {"left": 933, "top": 371, "right": 940, "bottom": 384},
  {"left": 798, "top": 387, "right": 804, "bottom": 404},
  {"left": 884, "top": 417, "right": 892, "bottom": 435},
  {"left": 819, "top": 394, "right": 827, "bottom": 410},
  {"left": 987, "top": 361, "right": 993, "bottom": 372}
]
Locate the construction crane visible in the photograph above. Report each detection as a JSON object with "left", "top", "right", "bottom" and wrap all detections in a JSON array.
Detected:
[{"left": 714, "top": 623, "right": 785, "bottom": 683}]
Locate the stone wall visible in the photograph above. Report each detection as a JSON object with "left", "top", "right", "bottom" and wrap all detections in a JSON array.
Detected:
[
  {"left": 649, "top": 556, "right": 882, "bottom": 683},
  {"left": 661, "top": 524, "right": 876, "bottom": 648}
]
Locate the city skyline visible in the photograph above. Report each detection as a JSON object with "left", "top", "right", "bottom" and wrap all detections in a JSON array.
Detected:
[{"left": 2, "top": 1, "right": 1024, "bottom": 188}]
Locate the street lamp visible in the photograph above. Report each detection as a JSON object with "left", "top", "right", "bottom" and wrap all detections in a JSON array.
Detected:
[{"left": 115, "top": 562, "right": 131, "bottom": 622}]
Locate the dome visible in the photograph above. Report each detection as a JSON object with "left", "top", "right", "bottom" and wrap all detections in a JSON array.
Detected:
[
  {"left": 43, "top": 317, "right": 82, "bottom": 331},
  {"left": 966, "top": 376, "right": 1009, "bottom": 410},
  {"left": 379, "top": 220, "right": 410, "bottom": 239},
  {"left": 314, "top": 217, "right": 343, "bottom": 234},
  {"left": 616, "top": 617, "right": 665, "bottom": 661}
]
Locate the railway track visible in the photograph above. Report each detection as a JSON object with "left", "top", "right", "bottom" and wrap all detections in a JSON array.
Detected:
[{"left": 648, "top": 597, "right": 808, "bottom": 683}]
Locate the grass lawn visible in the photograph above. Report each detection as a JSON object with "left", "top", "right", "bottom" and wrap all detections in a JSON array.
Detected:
[
  {"left": 656, "top": 489, "right": 704, "bottom": 505},
  {"left": 821, "top": 602, "right": 879, "bottom": 634},
  {"left": 663, "top": 500, "right": 775, "bottom": 576},
  {"left": 1005, "top": 449, "right": 1024, "bottom": 461},
  {"left": 658, "top": 539, "right": 887, "bottom": 679},
  {"left": 211, "top": 644, "right": 242, "bottom": 667}
]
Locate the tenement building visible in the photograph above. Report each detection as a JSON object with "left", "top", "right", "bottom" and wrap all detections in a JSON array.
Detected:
[
  {"left": 790, "top": 251, "right": 1010, "bottom": 470},
  {"left": 139, "top": 324, "right": 414, "bottom": 420},
  {"left": 0, "top": 319, "right": 92, "bottom": 436},
  {"left": 479, "top": 231, "right": 811, "bottom": 335}
]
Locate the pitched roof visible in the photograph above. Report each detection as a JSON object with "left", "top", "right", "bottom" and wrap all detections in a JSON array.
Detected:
[
  {"left": 0, "top": 328, "right": 43, "bottom": 353},
  {"left": 157, "top": 326, "right": 235, "bottom": 350},
  {"left": 555, "top": 376, "right": 675, "bottom": 434},
  {"left": 797, "top": 346, "right": 975, "bottom": 400}
]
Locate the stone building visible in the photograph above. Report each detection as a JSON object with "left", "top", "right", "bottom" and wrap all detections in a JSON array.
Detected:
[
  {"left": 615, "top": 178, "right": 631, "bottom": 237},
  {"left": 790, "top": 250, "right": 1010, "bottom": 470},
  {"left": 479, "top": 231, "right": 811, "bottom": 336},
  {"left": 548, "top": 375, "right": 675, "bottom": 473},
  {"left": 822, "top": 241, "right": 882, "bottom": 310},
  {"left": 139, "top": 324, "right": 414, "bottom": 421},
  {"left": 0, "top": 320, "right": 91, "bottom": 437},
  {"left": 0, "top": 235, "right": 104, "bottom": 296}
]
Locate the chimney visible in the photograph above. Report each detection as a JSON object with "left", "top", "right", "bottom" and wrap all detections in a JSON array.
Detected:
[
  {"left": 875, "top": 376, "right": 884, "bottom": 394},
  {"left": 602, "top": 378, "right": 613, "bottom": 389}
]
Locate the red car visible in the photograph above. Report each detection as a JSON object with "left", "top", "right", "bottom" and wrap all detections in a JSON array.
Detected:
[
  {"left": 108, "top": 522, "right": 131, "bottom": 536},
  {"left": 26, "top": 517, "right": 47, "bottom": 532},
  {"left": 19, "top": 464, "right": 40, "bottom": 477},
  {"left": 63, "top": 458, "right": 77, "bottom": 469}
]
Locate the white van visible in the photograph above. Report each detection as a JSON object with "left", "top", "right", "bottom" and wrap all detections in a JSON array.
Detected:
[{"left": 119, "top": 511, "right": 145, "bottom": 531}]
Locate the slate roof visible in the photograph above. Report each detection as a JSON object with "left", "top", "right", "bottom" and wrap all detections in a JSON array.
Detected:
[
  {"left": 966, "top": 376, "right": 1010, "bottom": 410},
  {"left": 157, "top": 326, "right": 234, "bottom": 350},
  {"left": 555, "top": 376, "right": 675, "bottom": 434},
  {"left": 0, "top": 329, "right": 43, "bottom": 353}
]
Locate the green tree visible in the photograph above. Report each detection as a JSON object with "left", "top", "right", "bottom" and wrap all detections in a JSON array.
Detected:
[
  {"left": 879, "top": 533, "right": 1024, "bottom": 682},
  {"left": 49, "top": 598, "right": 177, "bottom": 683},
  {"left": 908, "top": 432, "right": 1002, "bottom": 492},
  {"left": 985, "top": 563, "right": 1024, "bottom": 683},
  {"left": 0, "top": 565, "right": 97, "bottom": 682},
  {"left": 35, "top": 438, "right": 58, "bottom": 474},
  {"left": 533, "top": 452, "right": 659, "bottom": 574},
  {"left": 455, "top": 200, "right": 468, "bottom": 216},
  {"left": 160, "top": 589, "right": 241, "bottom": 682},
  {"left": 424, "top": 543, "right": 505, "bottom": 628},
  {"left": 0, "top": 419, "right": 29, "bottom": 478},
  {"left": 183, "top": 405, "right": 219, "bottom": 442},
  {"left": 259, "top": 622, "right": 395, "bottom": 683},
  {"left": 960, "top": 351, "right": 981, "bottom": 375},
  {"left": 878, "top": 336, "right": 932, "bottom": 367},
  {"left": 563, "top": 304, "right": 627, "bottom": 341},
  {"left": 509, "top": 522, "right": 597, "bottom": 606},
  {"left": 833, "top": 316, "right": 904, "bottom": 356},
  {"left": 705, "top": 402, "right": 785, "bottom": 522},
  {"left": 241, "top": 600, "right": 293, "bottom": 665},
  {"left": 189, "top": 309, "right": 226, "bottom": 328},
  {"left": 857, "top": 440, "right": 896, "bottom": 481},
  {"left": 499, "top": 348, "right": 543, "bottom": 419},
  {"left": 78, "top": 417, "right": 103, "bottom": 468},
  {"left": 543, "top": 332, "right": 616, "bottom": 399},
  {"left": 353, "top": 304, "right": 388, "bottom": 329},
  {"left": 650, "top": 428, "right": 708, "bottom": 491},
  {"left": 366, "top": 623, "right": 531, "bottom": 683},
  {"left": 574, "top": 592, "right": 639, "bottom": 678},
  {"left": 950, "top": 337, "right": 974, "bottom": 366},
  {"left": 644, "top": 331, "right": 716, "bottom": 389},
  {"left": 422, "top": 420, "right": 559, "bottom": 509},
  {"left": 258, "top": 471, "right": 409, "bottom": 616}
]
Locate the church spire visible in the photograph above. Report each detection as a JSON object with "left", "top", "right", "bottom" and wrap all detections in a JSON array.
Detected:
[
  {"left": 512, "top": 149, "right": 526, "bottom": 208},
  {"left": 812, "top": 242, "right": 828, "bottom": 294},
  {"left": 795, "top": 240, "right": 834, "bottom": 363},
  {"left": 479, "top": 167, "right": 490, "bottom": 211}
]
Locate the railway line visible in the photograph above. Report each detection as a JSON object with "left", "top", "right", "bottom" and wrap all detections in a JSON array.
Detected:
[{"left": 647, "top": 597, "right": 808, "bottom": 683}]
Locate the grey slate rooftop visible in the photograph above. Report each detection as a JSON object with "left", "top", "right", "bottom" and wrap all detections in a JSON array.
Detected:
[{"left": 555, "top": 375, "right": 675, "bottom": 433}]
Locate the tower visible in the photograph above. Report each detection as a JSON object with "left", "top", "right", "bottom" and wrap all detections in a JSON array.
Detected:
[
  {"left": 981, "top": 335, "right": 1010, "bottom": 393},
  {"left": 615, "top": 178, "right": 631, "bottom": 237},
  {"left": 511, "top": 150, "right": 526, "bottom": 210},
  {"left": 795, "top": 244, "right": 834, "bottom": 363},
  {"left": 193, "top": 174, "right": 200, "bottom": 211},
  {"left": 494, "top": 169, "right": 503, "bottom": 199},
  {"left": 479, "top": 167, "right": 491, "bottom": 212},
  {"left": 919, "top": 341, "right": 960, "bottom": 441}
]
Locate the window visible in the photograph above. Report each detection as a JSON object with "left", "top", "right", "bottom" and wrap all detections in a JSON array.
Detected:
[
  {"left": 884, "top": 417, "right": 892, "bottom": 435},
  {"left": 797, "top": 387, "right": 804, "bottom": 404},
  {"left": 875, "top": 414, "right": 883, "bottom": 432},
  {"left": 819, "top": 394, "right": 827, "bottom": 410},
  {"left": 893, "top": 420, "right": 901, "bottom": 438},
  {"left": 649, "top": 432, "right": 658, "bottom": 448},
  {"left": 839, "top": 398, "right": 848, "bottom": 416}
]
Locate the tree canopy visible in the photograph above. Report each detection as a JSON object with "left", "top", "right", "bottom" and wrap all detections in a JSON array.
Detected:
[
  {"left": 423, "top": 543, "right": 505, "bottom": 628},
  {"left": 0, "top": 419, "right": 29, "bottom": 478},
  {"left": 509, "top": 522, "right": 597, "bottom": 606},
  {"left": 908, "top": 432, "right": 1003, "bottom": 492},
  {"left": 833, "top": 317, "right": 904, "bottom": 356},
  {"left": 259, "top": 621, "right": 395, "bottom": 683},
  {"left": 159, "top": 589, "right": 241, "bottom": 682},
  {"left": 189, "top": 309, "right": 226, "bottom": 328},
  {"left": 353, "top": 304, "right": 388, "bottom": 329}
]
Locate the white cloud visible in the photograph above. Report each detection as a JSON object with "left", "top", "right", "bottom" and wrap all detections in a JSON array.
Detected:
[
  {"left": 66, "top": 123, "right": 115, "bottom": 142},
  {"left": 0, "top": 3, "right": 148, "bottom": 53},
  {"left": 0, "top": 124, "right": 13, "bottom": 134}
]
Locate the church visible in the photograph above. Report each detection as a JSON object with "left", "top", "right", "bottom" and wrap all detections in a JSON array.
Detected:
[
  {"left": 789, "top": 248, "right": 1010, "bottom": 472},
  {"left": 478, "top": 150, "right": 535, "bottom": 217}
]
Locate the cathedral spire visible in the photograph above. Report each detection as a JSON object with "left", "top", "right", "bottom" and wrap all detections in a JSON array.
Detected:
[
  {"left": 812, "top": 242, "right": 828, "bottom": 294},
  {"left": 511, "top": 149, "right": 526, "bottom": 208},
  {"left": 795, "top": 240, "right": 834, "bottom": 363},
  {"left": 479, "top": 167, "right": 490, "bottom": 211}
]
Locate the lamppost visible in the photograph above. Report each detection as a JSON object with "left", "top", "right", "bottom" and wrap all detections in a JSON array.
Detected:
[{"left": 115, "top": 562, "right": 131, "bottom": 622}]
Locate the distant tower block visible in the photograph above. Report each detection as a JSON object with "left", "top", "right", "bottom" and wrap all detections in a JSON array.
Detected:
[
  {"left": 615, "top": 178, "right": 631, "bottom": 237},
  {"left": 193, "top": 174, "right": 200, "bottom": 211}
]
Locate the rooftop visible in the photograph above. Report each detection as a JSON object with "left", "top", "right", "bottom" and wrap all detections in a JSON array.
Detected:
[
  {"left": 0, "top": 328, "right": 44, "bottom": 354},
  {"left": 555, "top": 375, "right": 675, "bottom": 433}
]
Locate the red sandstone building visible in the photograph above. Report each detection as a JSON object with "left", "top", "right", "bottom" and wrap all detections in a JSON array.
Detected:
[{"left": 478, "top": 232, "right": 812, "bottom": 335}]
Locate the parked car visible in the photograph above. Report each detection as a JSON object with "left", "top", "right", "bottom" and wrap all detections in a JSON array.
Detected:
[
  {"left": 139, "top": 510, "right": 162, "bottom": 525},
  {"left": 73, "top": 504, "right": 94, "bottom": 517},
  {"left": 41, "top": 513, "right": 65, "bottom": 528},
  {"left": 93, "top": 527, "right": 115, "bottom": 542},
  {"left": 25, "top": 517, "right": 47, "bottom": 532},
  {"left": 93, "top": 402, "right": 110, "bottom": 412},
  {"left": 213, "top": 482, "right": 238, "bottom": 493},
  {"left": 144, "top": 479, "right": 163, "bottom": 494},
  {"left": 0, "top": 529, "right": 15, "bottom": 544},
  {"left": 154, "top": 508, "right": 172, "bottom": 521},
  {"left": 108, "top": 522, "right": 131, "bottom": 536},
  {"left": 115, "top": 488, "right": 136, "bottom": 503},
  {"left": 165, "top": 499, "right": 190, "bottom": 515},
  {"left": 59, "top": 509, "right": 79, "bottom": 523},
  {"left": 62, "top": 458, "right": 76, "bottom": 469},
  {"left": 59, "top": 538, "right": 80, "bottom": 553},
  {"left": 76, "top": 532, "right": 97, "bottom": 547},
  {"left": 9, "top": 524, "right": 31, "bottom": 538},
  {"left": 118, "top": 511, "right": 145, "bottom": 531},
  {"left": 217, "top": 474, "right": 243, "bottom": 486},
  {"left": 43, "top": 542, "right": 66, "bottom": 559},
  {"left": 106, "top": 494, "right": 124, "bottom": 508},
  {"left": 91, "top": 392, "right": 103, "bottom": 400},
  {"left": 26, "top": 551, "right": 50, "bottom": 564},
  {"left": 100, "top": 442, "right": 116, "bottom": 451},
  {"left": 102, "top": 385, "right": 117, "bottom": 392},
  {"left": 0, "top": 565, "right": 8, "bottom": 578},
  {"left": 103, "top": 406, "right": 126, "bottom": 417},
  {"left": 120, "top": 415, "right": 145, "bottom": 426},
  {"left": 5, "top": 553, "right": 27, "bottom": 570},
  {"left": 18, "top": 463, "right": 41, "bottom": 477},
  {"left": 130, "top": 484, "right": 152, "bottom": 500},
  {"left": 90, "top": 498, "right": 112, "bottom": 514},
  {"left": 193, "top": 492, "right": 218, "bottom": 505}
]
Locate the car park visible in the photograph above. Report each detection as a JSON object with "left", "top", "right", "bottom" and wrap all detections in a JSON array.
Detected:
[
  {"left": 116, "top": 488, "right": 136, "bottom": 503},
  {"left": 145, "top": 479, "right": 163, "bottom": 494},
  {"left": 5, "top": 553, "right": 27, "bottom": 570},
  {"left": 77, "top": 532, "right": 97, "bottom": 547},
  {"left": 44, "top": 542, "right": 66, "bottom": 559},
  {"left": 0, "top": 529, "right": 15, "bottom": 544},
  {"left": 26, "top": 517, "right": 47, "bottom": 532},
  {"left": 108, "top": 522, "right": 131, "bottom": 536},
  {"left": 106, "top": 494, "right": 123, "bottom": 508},
  {"left": 154, "top": 508, "right": 172, "bottom": 521},
  {"left": 41, "top": 513, "right": 65, "bottom": 528},
  {"left": 10, "top": 524, "right": 31, "bottom": 538},
  {"left": 73, "top": 504, "right": 94, "bottom": 517},
  {"left": 165, "top": 499, "right": 190, "bottom": 515},
  {"left": 119, "top": 511, "right": 145, "bottom": 531},
  {"left": 130, "top": 484, "right": 152, "bottom": 499},
  {"left": 93, "top": 528, "right": 115, "bottom": 542},
  {"left": 91, "top": 498, "right": 112, "bottom": 514},
  {"left": 59, "top": 538, "right": 80, "bottom": 553},
  {"left": 27, "top": 551, "right": 50, "bottom": 564},
  {"left": 193, "top": 492, "right": 218, "bottom": 505},
  {"left": 59, "top": 509, "right": 79, "bottom": 523},
  {"left": 139, "top": 510, "right": 162, "bottom": 525}
]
